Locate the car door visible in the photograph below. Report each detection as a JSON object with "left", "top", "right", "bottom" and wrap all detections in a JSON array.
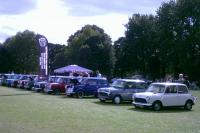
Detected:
[
  {"left": 176, "top": 85, "right": 190, "bottom": 106},
  {"left": 162, "top": 85, "right": 178, "bottom": 106},
  {"left": 84, "top": 79, "right": 98, "bottom": 95},
  {"left": 60, "top": 78, "right": 68, "bottom": 92},
  {"left": 123, "top": 82, "right": 136, "bottom": 101}
]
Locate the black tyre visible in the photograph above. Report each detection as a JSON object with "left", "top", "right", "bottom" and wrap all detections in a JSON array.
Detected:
[
  {"left": 94, "top": 94, "right": 98, "bottom": 98},
  {"left": 153, "top": 102, "right": 162, "bottom": 111},
  {"left": 184, "top": 101, "right": 193, "bottom": 111},
  {"left": 54, "top": 89, "right": 61, "bottom": 95},
  {"left": 112, "top": 96, "right": 122, "bottom": 104},
  {"left": 76, "top": 91, "right": 84, "bottom": 98}
]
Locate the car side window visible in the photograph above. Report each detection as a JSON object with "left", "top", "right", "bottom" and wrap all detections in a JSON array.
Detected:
[
  {"left": 165, "top": 86, "right": 177, "bottom": 93},
  {"left": 125, "top": 82, "right": 134, "bottom": 89},
  {"left": 87, "top": 79, "right": 97, "bottom": 85},
  {"left": 173, "top": 86, "right": 178, "bottom": 93},
  {"left": 165, "top": 87, "right": 170, "bottom": 93},
  {"left": 178, "top": 86, "right": 188, "bottom": 94}
]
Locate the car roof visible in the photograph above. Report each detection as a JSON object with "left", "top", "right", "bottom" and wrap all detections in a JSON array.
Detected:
[
  {"left": 116, "top": 79, "right": 146, "bottom": 83},
  {"left": 82, "top": 77, "right": 107, "bottom": 80},
  {"left": 152, "top": 82, "right": 187, "bottom": 86}
]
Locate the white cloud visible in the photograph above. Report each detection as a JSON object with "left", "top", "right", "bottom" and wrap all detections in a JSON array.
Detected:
[
  {"left": 0, "top": 0, "right": 169, "bottom": 44},
  {"left": 62, "top": 0, "right": 168, "bottom": 16},
  {"left": 0, "top": 0, "right": 36, "bottom": 15}
]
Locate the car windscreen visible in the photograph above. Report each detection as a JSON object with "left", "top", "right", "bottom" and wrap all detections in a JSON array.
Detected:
[
  {"left": 56, "top": 78, "right": 63, "bottom": 83},
  {"left": 146, "top": 84, "right": 165, "bottom": 93},
  {"left": 70, "top": 79, "right": 79, "bottom": 85},
  {"left": 48, "top": 77, "right": 58, "bottom": 82},
  {"left": 111, "top": 80, "right": 126, "bottom": 89}
]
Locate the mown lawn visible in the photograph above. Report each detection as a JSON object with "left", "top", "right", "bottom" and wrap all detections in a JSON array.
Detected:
[{"left": 0, "top": 86, "right": 199, "bottom": 133}]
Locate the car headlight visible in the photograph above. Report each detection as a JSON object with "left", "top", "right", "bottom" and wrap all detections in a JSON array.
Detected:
[
  {"left": 132, "top": 94, "right": 135, "bottom": 100},
  {"left": 107, "top": 89, "right": 111, "bottom": 95},
  {"left": 97, "top": 88, "right": 101, "bottom": 93},
  {"left": 146, "top": 96, "right": 150, "bottom": 102}
]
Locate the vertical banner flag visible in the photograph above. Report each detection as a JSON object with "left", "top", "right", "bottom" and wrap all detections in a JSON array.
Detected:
[{"left": 36, "top": 34, "right": 48, "bottom": 79}]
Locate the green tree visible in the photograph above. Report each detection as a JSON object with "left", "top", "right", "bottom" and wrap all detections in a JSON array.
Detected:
[
  {"left": 67, "top": 25, "right": 115, "bottom": 76},
  {"left": 48, "top": 43, "right": 68, "bottom": 74},
  {"left": 0, "top": 44, "right": 11, "bottom": 73},
  {"left": 175, "top": 0, "right": 200, "bottom": 80},
  {"left": 157, "top": 0, "right": 178, "bottom": 77},
  {"left": 122, "top": 14, "right": 159, "bottom": 79},
  {"left": 113, "top": 37, "right": 126, "bottom": 78},
  {"left": 157, "top": 0, "right": 200, "bottom": 80},
  {"left": 4, "top": 30, "right": 38, "bottom": 74}
]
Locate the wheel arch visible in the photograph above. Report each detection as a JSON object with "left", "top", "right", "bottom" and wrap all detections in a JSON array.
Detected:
[
  {"left": 185, "top": 99, "right": 194, "bottom": 105},
  {"left": 113, "top": 94, "right": 123, "bottom": 101},
  {"left": 152, "top": 100, "right": 163, "bottom": 107}
]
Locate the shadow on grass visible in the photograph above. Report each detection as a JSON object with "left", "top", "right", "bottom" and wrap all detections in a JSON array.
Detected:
[
  {"left": 128, "top": 107, "right": 192, "bottom": 113},
  {"left": 59, "top": 95, "right": 98, "bottom": 99},
  {"left": 0, "top": 93, "right": 32, "bottom": 97},
  {"left": 93, "top": 101, "right": 132, "bottom": 106},
  {"left": 11, "top": 87, "right": 30, "bottom": 92}
]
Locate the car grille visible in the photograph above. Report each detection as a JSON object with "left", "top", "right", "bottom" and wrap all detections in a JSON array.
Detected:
[
  {"left": 99, "top": 92, "right": 109, "bottom": 97},
  {"left": 134, "top": 98, "right": 147, "bottom": 103}
]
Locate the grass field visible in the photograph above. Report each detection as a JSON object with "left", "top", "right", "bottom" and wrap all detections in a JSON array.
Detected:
[{"left": 0, "top": 86, "right": 200, "bottom": 133}]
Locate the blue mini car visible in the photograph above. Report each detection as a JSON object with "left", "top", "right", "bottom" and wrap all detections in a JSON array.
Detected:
[
  {"left": 98, "top": 79, "right": 148, "bottom": 104},
  {"left": 66, "top": 77, "right": 109, "bottom": 98}
]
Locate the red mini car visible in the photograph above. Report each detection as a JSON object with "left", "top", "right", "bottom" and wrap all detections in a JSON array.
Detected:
[{"left": 44, "top": 76, "right": 80, "bottom": 94}]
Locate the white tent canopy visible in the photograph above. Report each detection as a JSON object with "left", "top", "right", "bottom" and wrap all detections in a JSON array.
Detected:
[{"left": 54, "top": 64, "right": 92, "bottom": 73}]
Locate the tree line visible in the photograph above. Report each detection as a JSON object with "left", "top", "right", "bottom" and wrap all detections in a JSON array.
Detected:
[{"left": 0, "top": 0, "right": 199, "bottom": 81}]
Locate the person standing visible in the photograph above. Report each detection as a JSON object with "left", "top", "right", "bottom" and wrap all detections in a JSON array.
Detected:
[
  {"left": 178, "top": 74, "right": 185, "bottom": 82},
  {"left": 96, "top": 70, "right": 102, "bottom": 78},
  {"left": 178, "top": 73, "right": 190, "bottom": 88}
]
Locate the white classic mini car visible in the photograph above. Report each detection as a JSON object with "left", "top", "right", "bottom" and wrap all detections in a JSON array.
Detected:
[{"left": 132, "top": 82, "right": 197, "bottom": 111}]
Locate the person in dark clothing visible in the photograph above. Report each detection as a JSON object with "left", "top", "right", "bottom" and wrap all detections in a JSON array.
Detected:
[{"left": 177, "top": 74, "right": 190, "bottom": 88}]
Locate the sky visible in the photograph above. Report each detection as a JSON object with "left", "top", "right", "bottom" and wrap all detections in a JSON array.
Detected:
[{"left": 0, "top": 0, "right": 169, "bottom": 45}]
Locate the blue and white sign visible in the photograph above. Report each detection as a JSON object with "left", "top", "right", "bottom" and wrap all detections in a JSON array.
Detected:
[{"left": 36, "top": 34, "right": 48, "bottom": 79}]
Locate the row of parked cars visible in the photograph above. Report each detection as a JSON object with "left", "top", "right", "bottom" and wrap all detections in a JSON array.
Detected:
[
  {"left": 0, "top": 73, "right": 197, "bottom": 111},
  {"left": 0, "top": 74, "right": 38, "bottom": 89}
]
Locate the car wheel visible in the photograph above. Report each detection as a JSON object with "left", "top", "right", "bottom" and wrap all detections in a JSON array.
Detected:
[
  {"left": 184, "top": 101, "right": 193, "bottom": 111},
  {"left": 94, "top": 94, "right": 98, "bottom": 98},
  {"left": 54, "top": 89, "right": 60, "bottom": 95},
  {"left": 153, "top": 102, "right": 162, "bottom": 111},
  {"left": 76, "top": 91, "right": 84, "bottom": 98},
  {"left": 113, "top": 96, "right": 121, "bottom": 104}
]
